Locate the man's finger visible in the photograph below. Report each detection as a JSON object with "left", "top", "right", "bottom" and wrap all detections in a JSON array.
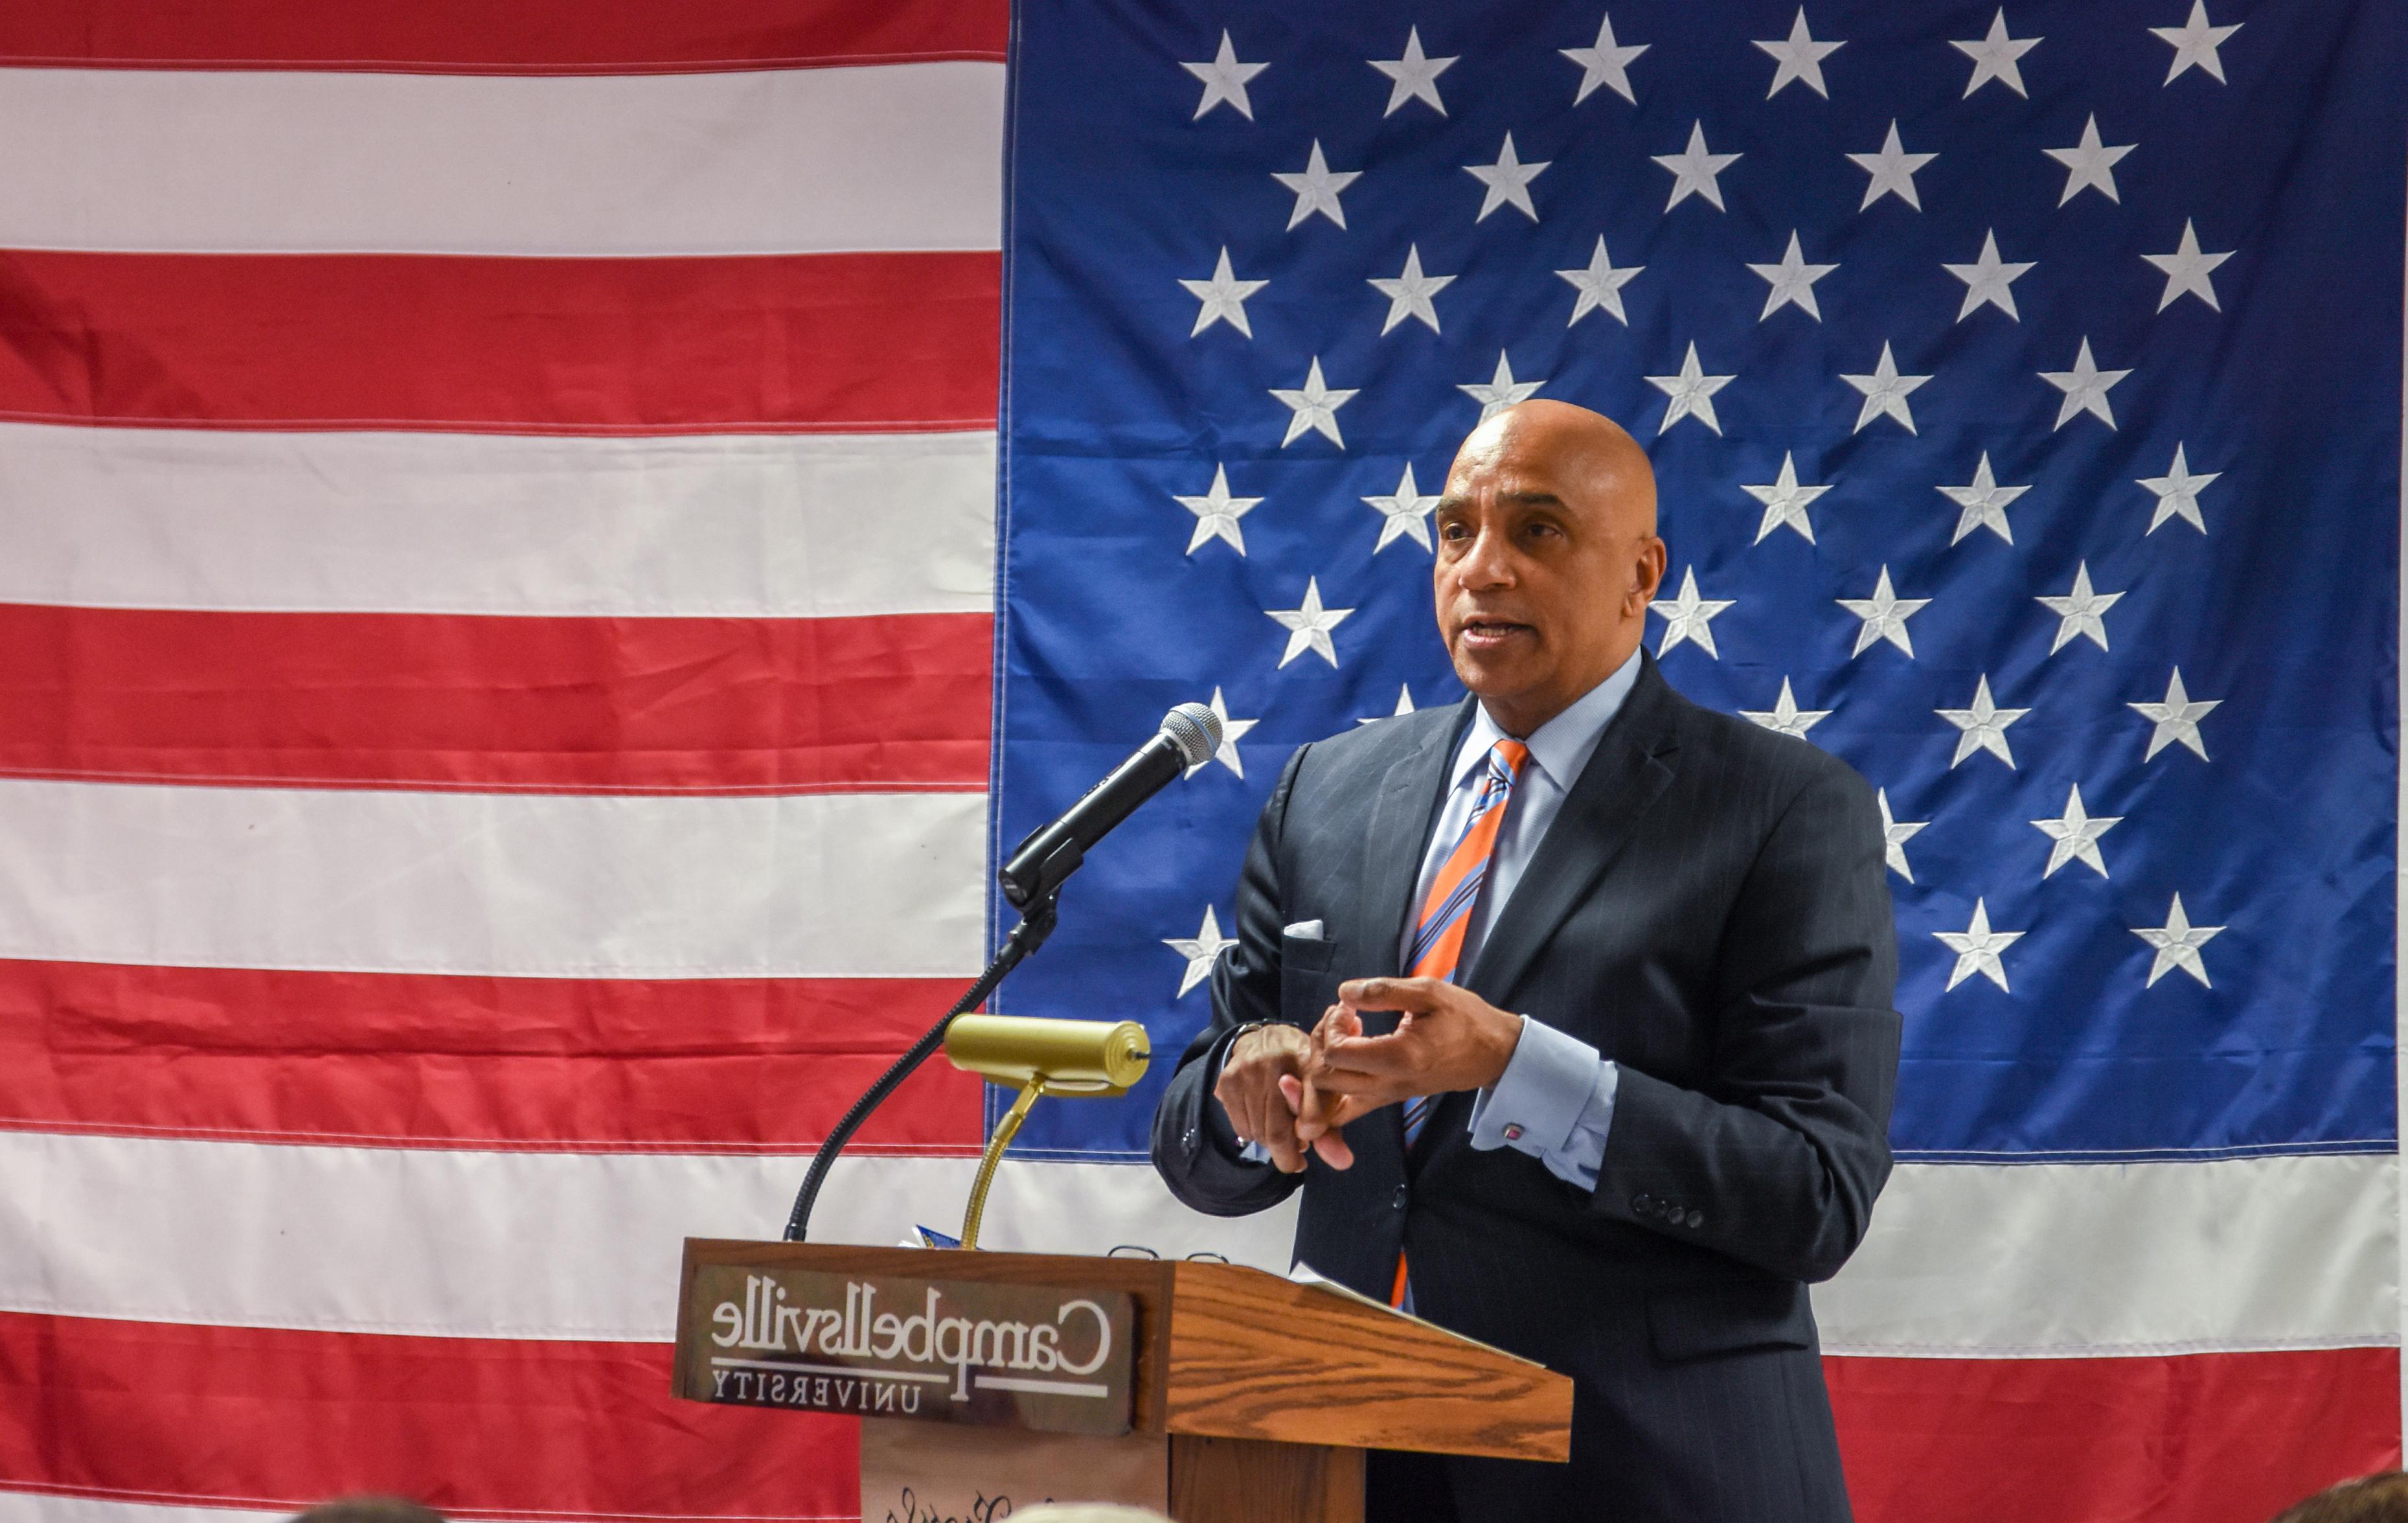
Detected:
[
  {"left": 1308, "top": 1128, "right": 1356, "bottom": 1170},
  {"left": 1314, "top": 1031, "right": 1425, "bottom": 1078},
  {"left": 1337, "top": 976, "right": 1441, "bottom": 1012}
]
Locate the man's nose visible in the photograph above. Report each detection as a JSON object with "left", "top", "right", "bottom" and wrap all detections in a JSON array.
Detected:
[{"left": 1456, "top": 525, "right": 1516, "bottom": 588}]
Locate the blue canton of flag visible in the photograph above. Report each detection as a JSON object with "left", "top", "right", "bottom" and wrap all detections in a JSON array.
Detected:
[{"left": 992, "top": 0, "right": 2400, "bottom": 1181}]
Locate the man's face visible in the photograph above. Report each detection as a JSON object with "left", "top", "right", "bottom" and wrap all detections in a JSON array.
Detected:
[{"left": 1432, "top": 418, "right": 1664, "bottom": 731}]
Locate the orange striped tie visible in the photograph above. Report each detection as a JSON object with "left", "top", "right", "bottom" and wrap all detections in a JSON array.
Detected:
[{"left": 1391, "top": 737, "right": 1529, "bottom": 1307}]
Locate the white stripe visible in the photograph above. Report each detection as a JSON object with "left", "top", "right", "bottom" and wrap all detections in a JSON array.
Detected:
[
  {"left": 0, "top": 64, "right": 1002, "bottom": 255},
  {"left": 0, "top": 1133, "right": 1299, "bottom": 1340},
  {"left": 2, "top": 1136, "right": 2389, "bottom": 1354},
  {"left": 0, "top": 422, "right": 995, "bottom": 618},
  {"left": 1817, "top": 1154, "right": 2398, "bottom": 1356},
  {"left": 0, "top": 780, "right": 984, "bottom": 979},
  {"left": 0, "top": 1494, "right": 283, "bottom": 1523}
]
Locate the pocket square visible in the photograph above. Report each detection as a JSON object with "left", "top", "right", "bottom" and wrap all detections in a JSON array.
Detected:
[{"left": 1282, "top": 919, "right": 1325, "bottom": 940}]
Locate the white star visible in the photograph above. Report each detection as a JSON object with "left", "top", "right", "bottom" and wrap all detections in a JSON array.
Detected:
[
  {"left": 2130, "top": 668, "right": 2220, "bottom": 761},
  {"left": 1189, "top": 686, "right": 1258, "bottom": 779},
  {"left": 1558, "top": 237, "right": 1644, "bottom": 326},
  {"left": 2142, "top": 220, "right": 2234, "bottom": 312},
  {"left": 1937, "top": 674, "right": 2029, "bottom": 769},
  {"left": 1163, "top": 906, "right": 1238, "bottom": 998},
  {"left": 1363, "top": 462, "right": 1440, "bottom": 553},
  {"left": 1652, "top": 120, "right": 1741, "bottom": 212},
  {"left": 2032, "top": 783, "right": 2121, "bottom": 879},
  {"left": 1459, "top": 350, "right": 1545, "bottom": 423},
  {"left": 1952, "top": 8, "right": 2041, "bottom": 98},
  {"left": 1756, "top": 8, "right": 1845, "bottom": 98},
  {"left": 1370, "top": 26, "right": 1457, "bottom": 117},
  {"left": 1848, "top": 119, "right": 1936, "bottom": 211},
  {"left": 1840, "top": 341, "right": 1931, "bottom": 434},
  {"left": 1181, "top": 31, "right": 1267, "bottom": 120},
  {"left": 1179, "top": 247, "right": 1267, "bottom": 338},
  {"left": 1740, "top": 676, "right": 1832, "bottom": 739},
  {"left": 2039, "top": 338, "right": 2130, "bottom": 431},
  {"left": 1943, "top": 229, "right": 2035, "bottom": 321},
  {"left": 1938, "top": 451, "right": 2030, "bottom": 545},
  {"left": 1749, "top": 231, "right": 1839, "bottom": 321},
  {"left": 1357, "top": 684, "right": 1418, "bottom": 726},
  {"left": 1172, "top": 463, "right": 1262, "bottom": 555},
  {"left": 2151, "top": 1, "right": 2242, "bottom": 85},
  {"left": 1273, "top": 141, "right": 1360, "bottom": 231},
  {"left": 1646, "top": 342, "right": 1734, "bottom": 435},
  {"left": 2036, "top": 562, "right": 2123, "bottom": 654},
  {"left": 1562, "top": 13, "right": 1649, "bottom": 105},
  {"left": 1935, "top": 899, "right": 2023, "bottom": 992},
  {"left": 1835, "top": 566, "right": 1929, "bottom": 658},
  {"left": 1741, "top": 451, "right": 1834, "bottom": 544},
  {"left": 1369, "top": 244, "right": 1455, "bottom": 336},
  {"left": 1466, "top": 132, "right": 1550, "bottom": 223},
  {"left": 1650, "top": 566, "right": 1735, "bottom": 659},
  {"left": 2133, "top": 893, "right": 2224, "bottom": 988},
  {"left": 1265, "top": 577, "right": 1355, "bottom": 669},
  {"left": 2045, "top": 114, "right": 2135, "bottom": 205},
  {"left": 1878, "top": 788, "right": 1927, "bottom": 882},
  {"left": 2138, "top": 443, "right": 2220, "bottom": 534},
  {"left": 1269, "top": 357, "right": 1357, "bottom": 448}
]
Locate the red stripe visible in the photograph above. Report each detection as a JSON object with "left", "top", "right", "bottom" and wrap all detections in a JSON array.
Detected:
[
  {"left": 0, "top": 604, "right": 990, "bottom": 794},
  {"left": 0, "top": 959, "right": 986, "bottom": 1153},
  {"left": 0, "top": 1313, "right": 856, "bottom": 1522},
  {"left": 0, "top": 251, "right": 999, "bottom": 435},
  {"left": 0, "top": 1318, "right": 2394, "bottom": 1523},
  {"left": 1831, "top": 1349, "right": 2403, "bottom": 1523},
  {"left": 0, "top": 0, "right": 1006, "bottom": 72}
]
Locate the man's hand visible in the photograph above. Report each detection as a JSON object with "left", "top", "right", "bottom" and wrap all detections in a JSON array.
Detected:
[
  {"left": 1291, "top": 978, "right": 1525, "bottom": 1169},
  {"left": 1212, "top": 1023, "right": 1315, "bottom": 1173}
]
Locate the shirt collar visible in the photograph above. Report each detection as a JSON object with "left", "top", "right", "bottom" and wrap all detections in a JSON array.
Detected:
[{"left": 1449, "top": 647, "right": 1644, "bottom": 793}]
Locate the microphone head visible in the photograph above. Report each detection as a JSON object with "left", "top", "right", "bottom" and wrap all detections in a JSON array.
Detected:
[{"left": 1160, "top": 702, "right": 1222, "bottom": 769}]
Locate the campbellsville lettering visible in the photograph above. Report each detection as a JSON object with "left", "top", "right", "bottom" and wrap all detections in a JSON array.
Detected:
[{"left": 709, "top": 1274, "right": 1113, "bottom": 1404}]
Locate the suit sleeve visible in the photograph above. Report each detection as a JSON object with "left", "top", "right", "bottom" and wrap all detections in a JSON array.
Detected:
[
  {"left": 1589, "top": 761, "right": 1902, "bottom": 1283},
  {"left": 1148, "top": 744, "right": 1311, "bottom": 1218}
]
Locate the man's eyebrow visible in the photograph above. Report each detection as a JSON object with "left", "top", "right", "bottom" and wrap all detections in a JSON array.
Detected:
[{"left": 1503, "top": 490, "right": 1567, "bottom": 508}]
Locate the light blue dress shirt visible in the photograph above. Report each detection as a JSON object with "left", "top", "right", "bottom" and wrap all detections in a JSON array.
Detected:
[{"left": 1414, "top": 650, "right": 1637, "bottom": 1191}]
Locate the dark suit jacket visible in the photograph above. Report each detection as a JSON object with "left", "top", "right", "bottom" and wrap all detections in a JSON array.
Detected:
[{"left": 1150, "top": 653, "right": 1901, "bottom": 1522}]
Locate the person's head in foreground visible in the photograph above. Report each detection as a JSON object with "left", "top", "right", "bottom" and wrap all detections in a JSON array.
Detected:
[
  {"left": 2270, "top": 1471, "right": 2408, "bottom": 1522},
  {"left": 1433, "top": 398, "right": 1665, "bottom": 738},
  {"left": 290, "top": 1499, "right": 445, "bottom": 1523}
]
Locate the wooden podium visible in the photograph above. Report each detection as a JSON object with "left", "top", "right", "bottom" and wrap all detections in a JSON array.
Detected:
[{"left": 674, "top": 1240, "right": 1571, "bottom": 1522}]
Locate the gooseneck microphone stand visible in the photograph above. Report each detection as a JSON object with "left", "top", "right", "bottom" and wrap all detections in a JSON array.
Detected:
[{"left": 782, "top": 889, "right": 1061, "bottom": 1242}]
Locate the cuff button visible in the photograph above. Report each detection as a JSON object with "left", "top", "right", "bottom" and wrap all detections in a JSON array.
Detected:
[
  {"left": 1685, "top": 1210, "right": 1705, "bottom": 1229},
  {"left": 1502, "top": 1123, "right": 1525, "bottom": 1142}
]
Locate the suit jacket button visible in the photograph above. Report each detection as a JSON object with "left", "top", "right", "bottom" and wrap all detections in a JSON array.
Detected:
[
  {"left": 1392, "top": 1185, "right": 1409, "bottom": 1210},
  {"left": 1686, "top": 1210, "right": 1705, "bottom": 1229},
  {"left": 1633, "top": 1193, "right": 1654, "bottom": 1214}
]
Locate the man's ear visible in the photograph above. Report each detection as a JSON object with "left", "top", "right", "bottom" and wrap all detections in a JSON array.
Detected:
[{"left": 1626, "top": 535, "right": 1668, "bottom": 615}]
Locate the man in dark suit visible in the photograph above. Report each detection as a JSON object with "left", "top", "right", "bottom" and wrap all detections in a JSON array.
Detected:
[{"left": 1150, "top": 400, "right": 1900, "bottom": 1521}]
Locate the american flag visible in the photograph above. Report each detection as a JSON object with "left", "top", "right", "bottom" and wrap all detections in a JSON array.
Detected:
[
  {"left": 994, "top": 0, "right": 2403, "bottom": 1518},
  {"left": 1, "top": 3, "right": 2399, "bottom": 1522}
]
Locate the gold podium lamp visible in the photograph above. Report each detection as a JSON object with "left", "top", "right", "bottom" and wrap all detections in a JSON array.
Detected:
[{"left": 942, "top": 1014, "right": 1150, "bottom": 1249}]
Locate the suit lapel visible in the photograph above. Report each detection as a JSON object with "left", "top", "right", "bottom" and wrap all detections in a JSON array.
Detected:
[
  {"left": 1464, "top": 656, "right": 1682, "bottom": 1009},
  {"left": 1353, "top": 697, "right": 1478, "bottom": 985}
]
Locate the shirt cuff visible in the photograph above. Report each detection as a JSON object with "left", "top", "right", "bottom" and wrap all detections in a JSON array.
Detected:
[{"left": 1468, "top": 1015, "right": 1617, "bottom": 1189}]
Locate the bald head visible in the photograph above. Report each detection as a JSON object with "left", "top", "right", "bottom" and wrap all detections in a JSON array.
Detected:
[{"left": 1431, "top": 400, "right": 1668, "bottom": 736}]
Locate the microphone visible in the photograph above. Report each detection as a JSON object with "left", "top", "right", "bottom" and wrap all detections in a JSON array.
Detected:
[{"left": 997, "top": 702, "right": 1221, "bottom": 908}]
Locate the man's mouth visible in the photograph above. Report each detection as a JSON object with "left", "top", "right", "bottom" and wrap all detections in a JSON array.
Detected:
[{"left": 1459, "top": 618, "right": 1534, "bottom": 647}]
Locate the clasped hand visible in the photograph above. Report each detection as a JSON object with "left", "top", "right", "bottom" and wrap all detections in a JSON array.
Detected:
[{"left": 1209, "top": 977, "right": 1523, "bottom": 1173}]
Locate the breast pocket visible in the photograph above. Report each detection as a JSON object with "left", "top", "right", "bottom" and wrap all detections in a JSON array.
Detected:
[{"left": 1279, "top": 933, "right": 1339, "bottom": 1025}]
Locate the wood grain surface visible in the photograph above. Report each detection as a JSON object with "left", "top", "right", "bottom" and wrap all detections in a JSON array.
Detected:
[
  {"left": 1163, "top": 1261, "right": 1572, "bottom": 1461},
  {"left": 1170, "top": 1435, "right": 1363, "bottom": 1523}
]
